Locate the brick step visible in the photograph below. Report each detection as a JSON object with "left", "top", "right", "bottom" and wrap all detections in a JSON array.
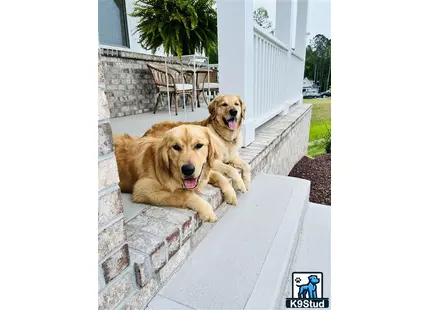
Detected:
[
  {"left": 116, "top": 172, "right": 241, "bottom": 309},
  {"left": 146, "top": 173, "right": 311, "bottom": 310}
]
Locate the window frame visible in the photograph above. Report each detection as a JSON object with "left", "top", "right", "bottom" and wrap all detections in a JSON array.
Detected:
[{"left": 99, "top": 0, "right": 130, "bottom": 49}]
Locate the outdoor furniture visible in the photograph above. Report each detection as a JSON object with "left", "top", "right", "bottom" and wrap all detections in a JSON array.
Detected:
[
  {"left": 166, "top": 55, "right": 213, "bottom": 109},
  {"left": 147, "top": 63, "right": 194, "bottom": 115},
  {"left": 196, "top": 68, "right": 220, "bottom": 105}
]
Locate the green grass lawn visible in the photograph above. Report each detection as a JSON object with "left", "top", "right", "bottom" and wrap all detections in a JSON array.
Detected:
[{"left": 304, "top": 98, "right": 331, "bottom": 157}]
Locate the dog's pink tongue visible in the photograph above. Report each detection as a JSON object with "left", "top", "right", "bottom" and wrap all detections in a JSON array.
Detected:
[
  {"left": 228, "top": 120, "right": 237, "bottom": 130},
  {"left": 184, "top": 178, "right": 198, "bottom": 189}
]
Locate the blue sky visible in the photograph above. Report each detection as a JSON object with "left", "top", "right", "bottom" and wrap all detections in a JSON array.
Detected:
[{"left": 253, "top": 0, "right": 331, "bottom": 42}]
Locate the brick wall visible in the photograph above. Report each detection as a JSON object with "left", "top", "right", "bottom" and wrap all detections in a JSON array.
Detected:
[
  {"left": 239, "top": 104, "right": 312, "bottom": 178},
  {"left": 100, "top": 48, "right": 167, "bottom": 119},
  {"left": 98, "top": 56, "right": 135, "bottom": 309}
]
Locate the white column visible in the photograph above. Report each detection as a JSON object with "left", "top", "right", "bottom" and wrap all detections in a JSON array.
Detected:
[
  {"left": 276, "top": 0, "right": 293, "bottom": 47},
  {"left": 276, "top": 0, "right": 294, "bottom": 115},
  {"left": 295, "top": 0, "right": 309, "bottom": 60},
  {"left": 295, "top": 0, "right": 309, "bottom": 102},
  {"left": 217, "top": 0, "right": 255, "bottom": 146}
]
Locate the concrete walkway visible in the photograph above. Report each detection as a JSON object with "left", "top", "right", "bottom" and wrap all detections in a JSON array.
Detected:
[
  {"left": 147, "top": 174, "right": 311, "bottom": 310},
  {"left": 282, "top": 202, "right": 331, "bottom": 308},
  {"left": 110, "top": 105, "right": 210, "bottom": 137}
]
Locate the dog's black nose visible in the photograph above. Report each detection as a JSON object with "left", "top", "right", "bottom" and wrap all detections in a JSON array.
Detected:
[
  {"left": 229, "top": 109, "right": 238, "bottom": 117},
  {"left": 181, "top": 164, "right": 195, "bottom": 176}
]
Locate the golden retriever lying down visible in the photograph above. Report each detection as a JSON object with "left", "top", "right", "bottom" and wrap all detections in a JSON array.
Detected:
[
  {"left": 143, "top": 95, "right": 251, "bottom": 192},
  {"left": 114, "top": 124, "right": 237, "bottom": 222}
]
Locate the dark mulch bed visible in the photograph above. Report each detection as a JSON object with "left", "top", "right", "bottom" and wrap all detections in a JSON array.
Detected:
[{"left": 288, "top": 154, "right": 331, "bottom": 206}]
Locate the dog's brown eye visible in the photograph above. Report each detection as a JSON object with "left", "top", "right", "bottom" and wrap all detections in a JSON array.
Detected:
[
  {"left": 195, "top": 143, "right": 204, "bottom": 150},
  {"left": 172, "top": 144, "right": 182, "bottom": 151},
  {"left": 234, "top": 103, "right": 240, "bottom": 106},
  {"left": 222, "top": 103, "right": 228, "bottom": 107}
]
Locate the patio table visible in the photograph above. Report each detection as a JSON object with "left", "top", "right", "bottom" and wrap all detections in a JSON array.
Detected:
[{"left": 167, "top": 63, "right": 215, "bottom": 108}]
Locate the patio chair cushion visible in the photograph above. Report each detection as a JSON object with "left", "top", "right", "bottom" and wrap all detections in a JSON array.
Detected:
[
  {"left": 158, "top": 86, "right": 175, "bottom": 93},
  {"left": 198, "top": 82, "right": 220, "bottom": 89},
  {"left": 175, "top": 84, "right": 193, "bottom": 91}
]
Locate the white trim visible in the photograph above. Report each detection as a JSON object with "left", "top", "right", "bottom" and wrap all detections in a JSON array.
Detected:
[
  {"left": 99, "top": 44, "right": 132, "bottom": 53},
  {"left": 254, "top": 105, "right": 285, "bottom": 128},
  {"left": 286, "top": 96, "right": 303, "bottom": 107},
  {"left": 253, "top": 24, "right": 290, "bottom": 53},
  {"left": 291, "top": 50, "right": 304, "bottom": 61}
]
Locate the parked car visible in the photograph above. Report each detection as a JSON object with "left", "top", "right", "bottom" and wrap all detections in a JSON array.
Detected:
[
  {"left": 303, "top": 93, "right": 321, "bottom": 99},
  {"left": 320, "top": 91, "right": 331, "bottom": 98},
  {"left": 303, "top": 89, "right": 321, "bottom": 99}
]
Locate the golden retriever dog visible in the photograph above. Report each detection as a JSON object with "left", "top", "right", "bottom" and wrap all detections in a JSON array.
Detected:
[
  {"left": 143, "top": 95, "right": 251, "bottom": 192},
  {"left": 114, "top": 125, "right": 237, "bottom": 222}
]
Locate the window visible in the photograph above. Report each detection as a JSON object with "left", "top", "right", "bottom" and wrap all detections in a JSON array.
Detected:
[{"left": 99, "top": 0, "right": 130, "bottom": 47}]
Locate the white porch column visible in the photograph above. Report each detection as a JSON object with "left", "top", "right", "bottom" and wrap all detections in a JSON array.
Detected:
[
  {"left": 275, "top": 0, "right": 293, "bottom": 47},
  {"left": 276, "top": 0, "right": 294, "bottom": 114},
  {"left": 295, "top": 0, "right": 309, "bottom": 60},
  {"left": 217, "top": 0, "right": 255, "bottom": 146},
  {"left": 295, "top": 0, "right": 309, "bottom": 102}
]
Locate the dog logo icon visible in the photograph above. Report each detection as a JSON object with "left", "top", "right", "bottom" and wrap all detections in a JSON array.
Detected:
[
  {"left": 286, "top": 272, "right": 329, "bottom": 308},
  {"left": 296, "top": 275, "right": 320, "bottom": 298}
]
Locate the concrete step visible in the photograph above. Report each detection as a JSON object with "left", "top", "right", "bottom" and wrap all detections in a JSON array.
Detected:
[
  {"left": 117, "top": 174, "right": 243, "bottom": 309},
  {"left": 147, "top": 173, "right": 310, "bottom": 310},
  {"left": 282, "top": 202, "right": 331, "bottom": 308}
]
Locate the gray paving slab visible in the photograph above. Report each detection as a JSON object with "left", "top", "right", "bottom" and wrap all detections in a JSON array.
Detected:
[
  {"left": 291, "top": 203, "right": 331, "bottom": 298},
  {"left": 110, "top": 106, "right": 209, "bottom": 137},
  {"left": 150, "top": 174, "right": 309, "bottom": 310},
  {"left": 280, "top": 202, "right": 331, "bottom": 309},
  {"left": 146, "top": 295, "right": 194, "bottom": 310},
  {"left": 244, "top": 176, "right": 310, "bottom": 309}
]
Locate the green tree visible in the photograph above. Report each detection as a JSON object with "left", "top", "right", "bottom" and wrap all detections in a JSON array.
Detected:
[
  {"left": 130, "top": 0, "right": 218, "bottom": 58},
  {"left": 253, "top": 7, "right": 274, "bottom": 33},
  {"left": 304, "top": 34, "right": 331, "bottom": 92},
  {"left": 207, "top": 44, "right": 218, "bottom": 63}
]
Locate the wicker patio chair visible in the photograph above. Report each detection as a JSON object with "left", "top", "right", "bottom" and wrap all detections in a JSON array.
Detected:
[
  {"left": 196, "top": 68, "right": 220, "bottom": 106},
  {"left": 147, "top": 63, "right": 194, "bottom": 115}
]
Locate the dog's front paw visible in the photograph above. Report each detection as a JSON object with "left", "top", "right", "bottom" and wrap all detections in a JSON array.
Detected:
[
  {"left": 199, "top": 209, "right": 217, "bottom": 222},
  {"left": 198, "top": 201, "right": 217, "bottom": 223},
  {"left": 224, "top": 187, "right": 238, "bottom": 206},
  {"left": 243, "top": 175, "right": 251, "bottom": 191},
  {"left": 233, "top": 178, "right": 247, "bottom": 193}
]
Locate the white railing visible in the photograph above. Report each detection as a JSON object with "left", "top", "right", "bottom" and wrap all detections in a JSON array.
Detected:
[
  {"left": 288, "top": 51, "right": 306, "bottom": 104},
  {"left": 253, "top": 25, "right": 291, "bottom": 128},
  {"left": 217, "top": 0, "right": 308, "bottom": 146}
]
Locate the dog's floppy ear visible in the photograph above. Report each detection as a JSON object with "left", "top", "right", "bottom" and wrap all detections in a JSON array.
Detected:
[
  {"left": 208, "top": 95, "right": 221, "bottom": 120},
  {"left": 238, "top": 96, "right": 246, "bottom": 121},
  {"left": 157, "top": 137, "right": 170, "bottom": 173},
  {"left": 205, "top": 128, "right": 221, "bottom": 168}
]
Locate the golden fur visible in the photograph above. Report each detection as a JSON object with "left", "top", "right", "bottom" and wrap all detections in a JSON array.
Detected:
[
  {"left": 114, "top": 125, "right": 237, "bottom": 222},
  {"left": 143, "top": 95, "right": 252, "bottom": 192}
]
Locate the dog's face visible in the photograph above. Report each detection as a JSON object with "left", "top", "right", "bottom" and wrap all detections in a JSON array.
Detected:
[
  {"left": 208, "top": 95, "right": 246, "bottom": 131},
  {"left": 308, "top": 275, "right": 320, "bottom": 284},
  {"left": 158, "top": 125, "right": 218, "bottom": 189}
]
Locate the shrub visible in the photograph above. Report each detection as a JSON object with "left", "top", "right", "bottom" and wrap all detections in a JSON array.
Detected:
[{"left": 323, "top": 127, "right": 331, "bottom": 154}]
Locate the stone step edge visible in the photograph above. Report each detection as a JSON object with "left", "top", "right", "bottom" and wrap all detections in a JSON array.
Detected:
[
  {"left": 118, "top": 201, "right": 233, "bottom": 309},
  {"left": 244, "top": 176, "right": 311, "bottom": 309},
  {"left": 120, "top": 171, "right": 243, "bottom": 309}
]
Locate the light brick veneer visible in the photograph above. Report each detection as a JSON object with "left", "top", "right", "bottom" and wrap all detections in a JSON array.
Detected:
[{"left": 98, "top": 55, "right": 136, "bottom": 309}]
